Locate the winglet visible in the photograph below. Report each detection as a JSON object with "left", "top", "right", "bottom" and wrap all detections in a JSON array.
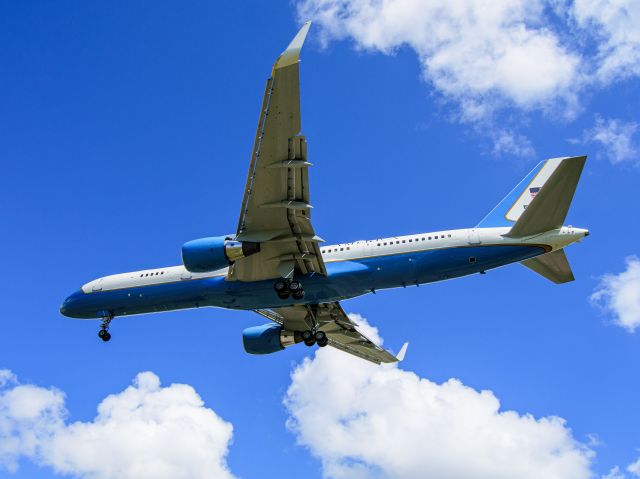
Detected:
[
  {"left": 396, "top": 342, "right": 409, "bottom": 362},
  {"left": 274, "top": 21, "right": 312, "bottom": 70}
]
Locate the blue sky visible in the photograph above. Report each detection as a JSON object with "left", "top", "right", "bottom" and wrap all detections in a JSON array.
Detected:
[{"left": 1, "top": 1, "right": 639, "bottom": 478}]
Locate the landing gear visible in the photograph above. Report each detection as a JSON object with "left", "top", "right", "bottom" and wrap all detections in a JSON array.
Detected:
[
  {"left": 302, "top": 329, "right": 315, "bottom": 346},
  {"left": 315, "top": 330, "right": 328, "bottom": 347},
  {"left": 98, "top": 315, "right": 113, "bottom": 342},
  {"left": 274, "top": 280, "right": 290, "bottom": 299},
  {"left": 301, "top": 330, "right": 328, "bottom": 347},
  {"left": 273, "top": 279, "right": 305, "bottom": 300}
]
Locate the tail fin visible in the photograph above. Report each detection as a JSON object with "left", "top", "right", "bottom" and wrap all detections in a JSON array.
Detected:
[
  {"left": 521, "top": 249, "right": 574, "bottom": 284},
  {"left": 477, "top": 156, "right": 587, "bottom": 236}
]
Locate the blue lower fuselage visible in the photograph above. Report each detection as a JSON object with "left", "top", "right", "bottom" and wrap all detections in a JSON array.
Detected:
[{"left": 61, "top": 244, "right": 545, "bottom": 320}]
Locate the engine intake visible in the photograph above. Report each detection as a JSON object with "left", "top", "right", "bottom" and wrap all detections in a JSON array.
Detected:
[
  {"left": 182, "top": 236, "right": 260, "bottom": 273},
  {"left": 242, "top": 324, "right": 302, "bottom": 355}
]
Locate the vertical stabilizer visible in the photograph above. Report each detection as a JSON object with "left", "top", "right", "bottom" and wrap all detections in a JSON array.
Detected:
[{"left": 477, "top": 156, "right": 586, "bottom": 232}]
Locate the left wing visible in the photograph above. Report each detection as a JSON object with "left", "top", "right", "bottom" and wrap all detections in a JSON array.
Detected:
[
  {"left": 255, "top": 302, "right": 405, "bottom": 364},
  {"left": 231, "top": 22, "right": 326, "bottom": 282}
]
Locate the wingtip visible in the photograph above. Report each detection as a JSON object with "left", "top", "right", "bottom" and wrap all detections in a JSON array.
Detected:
[
  {"left": 396, "top": 342, "right": 409, "bottom": 362},
  {"left": 274, "top": 22, "right": 312, "bottom": 70}
]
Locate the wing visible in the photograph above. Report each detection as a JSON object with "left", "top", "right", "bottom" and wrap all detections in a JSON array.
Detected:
[
  {"left": 231, "top": 22, "right": 326, "bottom": 282},
  {"left": 255, "top": 302, "right": 405, "bottom": 364}
]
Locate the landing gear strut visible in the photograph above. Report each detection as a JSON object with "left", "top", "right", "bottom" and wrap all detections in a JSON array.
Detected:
[
  {"left": 273, "top": 279, "right": 305, "bottom": 300},
  {"left": 98, "top": 314, "right": 113, "bottom": 342}
]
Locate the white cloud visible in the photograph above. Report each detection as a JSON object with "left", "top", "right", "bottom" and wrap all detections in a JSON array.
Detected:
[
  {"left": 298, "top": 0, "right": 582, "bottom": 114},
  {"left": 295, "top": 0, "right": 640, "bottom": 158},
  {"left": 601, "top": 456, "right": 640, "bottom": 479},
  {"left": 572, "top": 0, "right": 640, "bottom": 83},
  {"left": 584, "top": 117, "right": 640, "bottom": 165},
  {"left": 591, "top": 256, "right": 640, "bottom": 332},
  {"left": 0, "top": 371, "right": 235, "bottom": 479},
  {"left": 603, "top": 466, "right": 628, "bottom": 479},
  {"left": 297, "top": 0, "right": 583, "bottom": 155},
  {"left": 0, "top": 376, "right": 66, "bottom": 473},
  {"left": 628, "top": 457, "right": 640, "bottom": 476},
  {"left": 285, "top": 314, "right": 594, "bottom": 479},
  {"left": 492, "top": 129, "right": 536, "bottom": 157},
  {"left": 0, "top": 369, "right": 16, "bottom": 388}
]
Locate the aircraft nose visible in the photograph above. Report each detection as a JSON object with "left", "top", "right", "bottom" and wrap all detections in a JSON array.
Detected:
[{"left": 60, "top": 290, "right": 84, "bottom": 318}]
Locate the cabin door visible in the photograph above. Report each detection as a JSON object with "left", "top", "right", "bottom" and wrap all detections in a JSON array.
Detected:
[{"left": 467, "top": 229, "right": 481, "bottom": 245}]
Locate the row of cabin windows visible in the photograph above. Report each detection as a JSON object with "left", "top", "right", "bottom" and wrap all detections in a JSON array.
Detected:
[
  {"left": 321, "top": 246, "right": 351, "bottom": 253},
  {"left": 140, "top": 271, "right": 165, "bottom": 278},
  {"left": 377, "top": 234, "right": 452, "bottom": 246},
  {"left": 321, "top": 234, "right": 453, "bottom": 253}
]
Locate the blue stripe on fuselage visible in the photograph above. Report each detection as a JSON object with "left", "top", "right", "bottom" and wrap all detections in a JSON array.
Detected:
[{"left": 61, "top": 244, "right": 545, "bottom": 319}]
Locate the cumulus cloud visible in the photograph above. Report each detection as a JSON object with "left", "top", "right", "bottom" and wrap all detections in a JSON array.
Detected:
[
  {"left": 491, "top": 129, "right": 536, "bottom": 158},
  {"left": 296, "top": 0, "right": 640, "bottom": 157},
  {"left": 298, "top": 0, "right": 581, "bottom": 118},
  {"left": 572, "top": 0, "right": 640, "bottom": 83},
  {"left": 583, "top": 117, "right": 640, "bottom": 165},
  {"left": 602, "top": 456, "right": 640, "bottom": 479},
  {"left": 591, "top": 256, "right": 640, "bottom": 332},
  {"left": 284, "top": 315, "right": 594, "bottom": 479},
  {"left": 0, "top": 370, "right": 235, "bottom": 479}
]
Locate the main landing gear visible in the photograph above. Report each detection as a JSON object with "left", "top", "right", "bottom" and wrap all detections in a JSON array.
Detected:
[
  {"left": 274, "top": 279, "right": 305, "bottom": 300},
  {"left": 301, "top": 330, "right": 328, "bottom": 347},
  {"left": 98, "top": 314, "right": 113, "bottom": 342}
]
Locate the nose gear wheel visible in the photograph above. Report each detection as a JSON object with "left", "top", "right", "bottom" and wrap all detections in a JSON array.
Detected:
[{"left": 98, "top": 315, "right": 113, "bottom": 342}]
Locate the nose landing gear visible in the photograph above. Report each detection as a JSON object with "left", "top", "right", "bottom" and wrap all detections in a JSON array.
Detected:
[
  {"left": 273, "top": 279, "right": 305, "bottom": 300},
  {"left": 98, "top": 315, "right": 113, "bottom": 342}
]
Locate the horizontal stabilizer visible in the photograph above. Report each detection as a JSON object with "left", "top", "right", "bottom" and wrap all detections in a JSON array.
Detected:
[{"left": 521, "top": 249, "right": 574, "bottom": 284}]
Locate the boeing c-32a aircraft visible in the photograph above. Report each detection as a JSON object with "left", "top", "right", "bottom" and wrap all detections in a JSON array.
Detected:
[{"left": 60, "top": 23, "right": 589, "bottom": 364}]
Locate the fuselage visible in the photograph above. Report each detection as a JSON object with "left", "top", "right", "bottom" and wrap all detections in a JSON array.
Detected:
[{"left": 60, "top": 226, "right": 588, "bottom": 320}]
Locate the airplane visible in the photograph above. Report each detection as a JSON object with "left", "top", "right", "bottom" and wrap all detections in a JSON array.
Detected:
[{"left": 60, "top": 22, "right": 589, "bottom": 364}]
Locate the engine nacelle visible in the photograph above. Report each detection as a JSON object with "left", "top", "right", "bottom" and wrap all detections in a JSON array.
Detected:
[
  {"left": 242, "top": 324, "right": 302, "bottom": 355},
  {"left": 182, "top": 236, "right": 260, "bottom": 273}
]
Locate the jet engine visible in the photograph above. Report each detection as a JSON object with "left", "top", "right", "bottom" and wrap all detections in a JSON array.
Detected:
[
  {"left": 242, "top": 324, "right": 302, "bottom": 355},
  {"left": 182, "top": 236, "right": 260, "bottom": 273}
]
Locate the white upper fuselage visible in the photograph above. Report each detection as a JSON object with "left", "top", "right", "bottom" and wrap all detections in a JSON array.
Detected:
[{"left": 81, "top": 226, "right": 588, "bottom": 294}]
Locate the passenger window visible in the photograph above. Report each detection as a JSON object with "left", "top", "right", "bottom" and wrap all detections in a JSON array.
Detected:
[
  {"left": 448, "top": 234, "right": 451, "bottom": 238},
  {"left": 347, "top": 247, "right": 350, "bottom": 250},
  {"left": 428, "top": 237, "right": 431, "bottom": 240},
  {"left": 340, "top": 248, "right": 344, "bottom": 251}
]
